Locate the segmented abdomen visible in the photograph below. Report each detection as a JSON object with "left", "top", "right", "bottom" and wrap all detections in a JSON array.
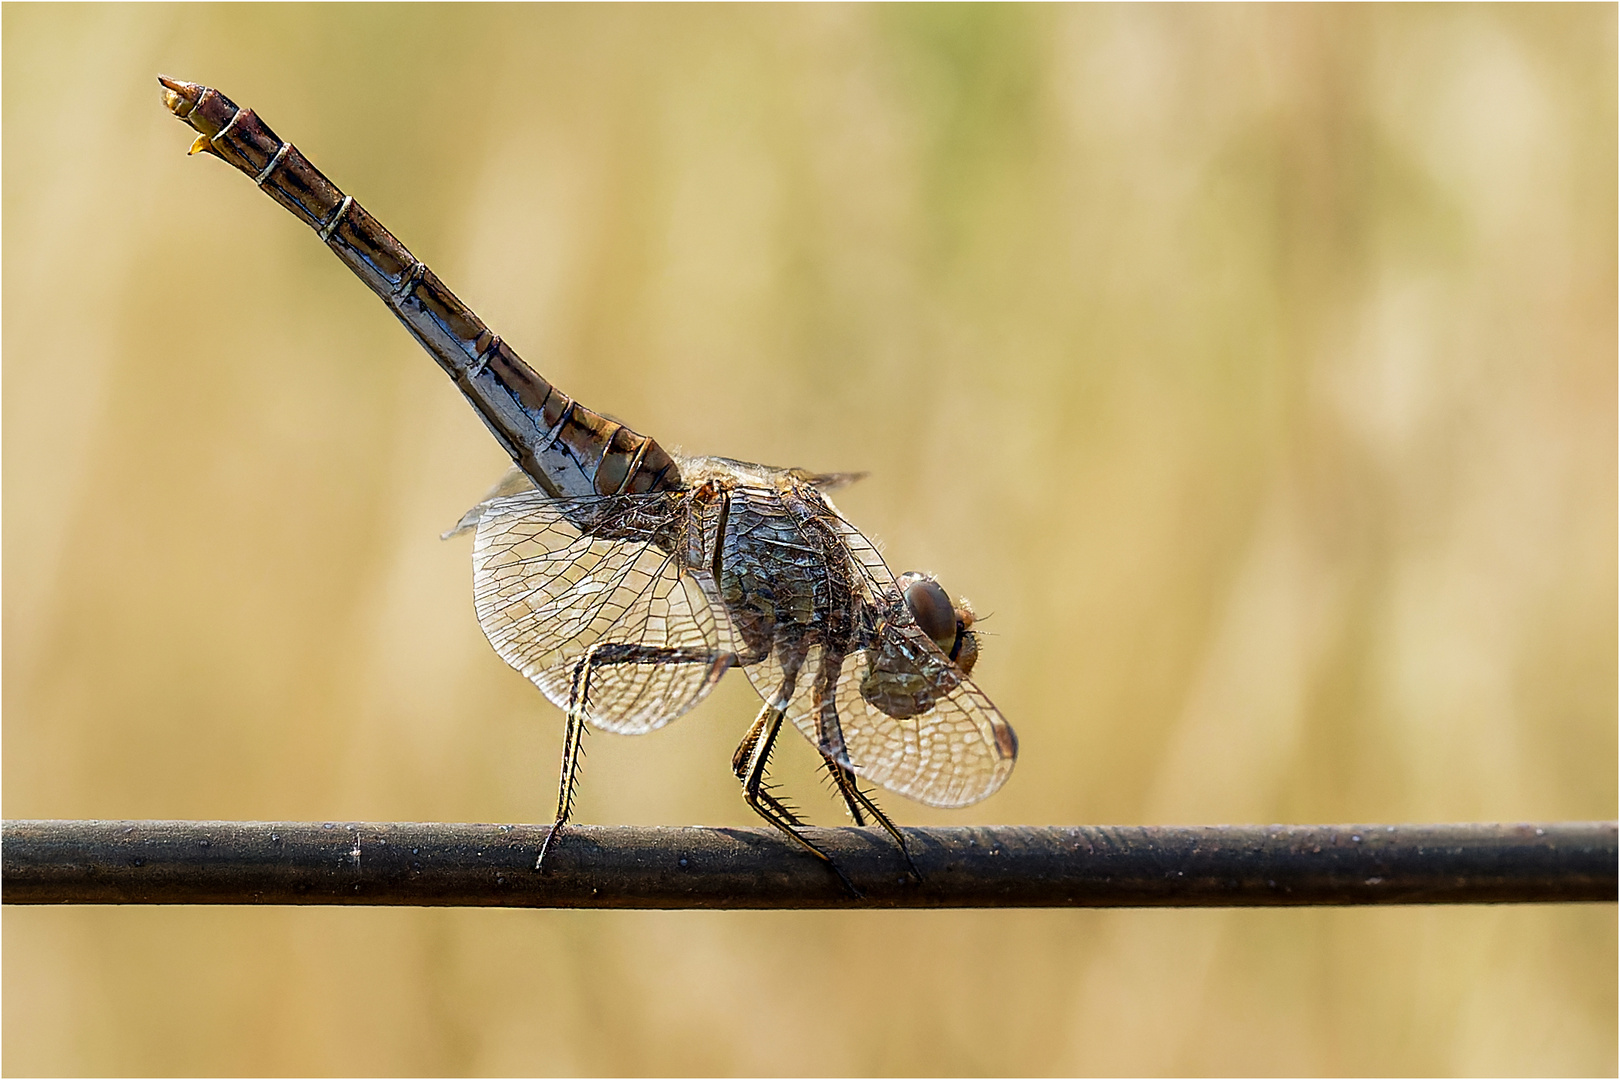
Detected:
[{"left": 159, "top": 77, "right": 681, "bottom": 499}]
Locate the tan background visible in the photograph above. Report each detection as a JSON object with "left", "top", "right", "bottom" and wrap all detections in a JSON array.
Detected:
[{"left": 4, "top": 4, "right": 1614, "bottom": 1075}]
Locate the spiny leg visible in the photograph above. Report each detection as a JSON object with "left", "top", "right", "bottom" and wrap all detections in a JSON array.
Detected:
[
  {"left": 808, "top": 655, "right": 921, "bottom": 881},
  {"left": 733, "top": 700, "right": 861, "bottom": 897},
  {"left": 730, "top": 661, "right": 803, "bottom": 828},
  {"left": 536, "top": 642, "right": 735, "bottom": 871},
  {"left": 535, "top": 646, "right": 597, "bottom": 871},
  {"left": 823, "top": 756, "right": 921, "bottom": 881},
  {"left": 733, "top": 701, "right": 812, "bottom": 839},
  {"left": 729, "top": 703, "right": 767, "bottom": 779},
  {"left": 824, "top": 757, "right": 866, "bottom": 826}
]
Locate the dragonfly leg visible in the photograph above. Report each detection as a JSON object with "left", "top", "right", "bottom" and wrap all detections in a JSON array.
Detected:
[
  {"left": 826, "top": 758, "right": 868, "bottom": 826},
  {"left": 733, "top": 702, "right": 808, "bottom": 832},
  {"left": 824, "top": 758, "right": 921, "bottom": 881},
  {"left": 809, "top": 654, "right": 921, "bottom": 881},
  {"left": 734, "top": 701, "right": 862, "bottom": 898},
  {"left": 535, "top": 646, "right": 598, "bottom": 871},
  {"left": 537, "top": 642, "right": 737, "bottom": 871}
]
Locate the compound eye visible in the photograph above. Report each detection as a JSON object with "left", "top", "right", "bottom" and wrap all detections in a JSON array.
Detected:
[{"left": 902, "top": 575, "right": 957, "bottom": 650}]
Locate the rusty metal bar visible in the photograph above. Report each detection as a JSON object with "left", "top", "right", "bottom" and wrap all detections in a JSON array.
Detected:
[{"left": 4, "top": 820, "right": 1612, "bottom": 909}]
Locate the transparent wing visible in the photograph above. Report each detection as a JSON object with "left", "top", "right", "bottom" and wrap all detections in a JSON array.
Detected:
[
  {"left": 829, "top": 619, "right": 1018, "bottom": 808},
  {"left": 469, "top": 488, "right": 734, "bottom": 735},
  {"left": 751, "top": 511, "right": 1018, "bottom": 809},
  {"left": 764, "top": 625, "right": 1016, "bottom": 809},
  {"left": 443, "top": 465, "right": 535, "bottom": 538}
]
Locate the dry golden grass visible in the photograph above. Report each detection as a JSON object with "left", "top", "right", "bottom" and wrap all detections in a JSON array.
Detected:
[{"left": 4, "top": 5, "right": 1614, "bottom": 1075}]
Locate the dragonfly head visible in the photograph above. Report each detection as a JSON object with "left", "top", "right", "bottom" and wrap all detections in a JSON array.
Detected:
[{"left": 898, "top": 572, "right": 980, "bottom": 676}]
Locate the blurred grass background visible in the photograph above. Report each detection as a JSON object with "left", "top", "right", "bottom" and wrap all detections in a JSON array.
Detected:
[{"left": 3, "top": 4, "right": 1614, "bottom": 1075}]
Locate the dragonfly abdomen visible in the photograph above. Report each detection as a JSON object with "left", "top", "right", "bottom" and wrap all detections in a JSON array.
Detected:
[{"left": 158, "top": 77, "right": 681, "bottom": 500}]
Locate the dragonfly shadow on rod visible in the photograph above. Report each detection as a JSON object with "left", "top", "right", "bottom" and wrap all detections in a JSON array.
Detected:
[{"left": 158, "top": 75, "right": 1017, "bottom": 896}]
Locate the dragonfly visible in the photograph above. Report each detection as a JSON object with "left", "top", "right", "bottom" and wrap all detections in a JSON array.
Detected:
[{"left": 159, "top": 76, "right": 1017, "bottom": 889}]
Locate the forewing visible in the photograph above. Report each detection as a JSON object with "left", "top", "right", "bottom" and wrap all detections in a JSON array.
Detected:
[
  {"left": 765, "top": 508, "right": 1018, "bottom": 808},
  {"left": 830, "top": 623, "right": 1017, "bottom": 807},
  {"left": 470, "top": 489, "right": 733, "bottom": 734}
]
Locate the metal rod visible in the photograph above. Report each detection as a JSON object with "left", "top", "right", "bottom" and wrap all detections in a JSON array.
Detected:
[{"left": 4, "top": 821, "right": 1612, "bottom": 909}]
